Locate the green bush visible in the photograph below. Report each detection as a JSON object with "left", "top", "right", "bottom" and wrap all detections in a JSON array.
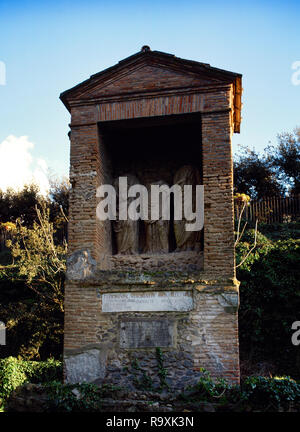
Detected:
[
  {"left": 178, "top": 371, "right": 299, "bottom": 411},
  {"left": 242, "top": 376, "right": 300, "bottom": 410},
  {"left": 0, "top": 357, "right": 62, "bottom": 406},
  {"left": 3, "top": 368, "right": 300, "bottom": 412},
  {"left": 180, "top": 370, "right": 240, "bottom": 405},
  {"left": 237, "top": 236, "right": 300, "bottom": 378},
  {"left": 0, "top": 257, "right": 63, "bottom": 361},
  {"left": 238, "top": 228, "right": 272, "bottom": 247},
  {"left": 259, "top": 221, "right": 300, "bottom": 241},
  {"left": 0, "top": 299, "right": 63, "bottom": 360},
  {"left": 45, "top": 382, "right": 102, "bottom": 412}
]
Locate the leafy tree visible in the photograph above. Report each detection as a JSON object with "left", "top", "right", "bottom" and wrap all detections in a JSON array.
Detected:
[
  {"left": 0, "top": 179, "right": 69, "bottom": 247},
  {"left": 234, "top": 146, "right": 283, "bottom": 199},
  {"left": 267, "top": 127, "right": 300, "bottom": 195},
  {"left": 234, "top": 127, "right": 300, "bottom": 198},
  {"left": 6, "top": 204, "right": 66, "bottom": 312},
  {"left": 48, "top": 177, "right": 70, "bottom": 244},
  {"left": 0, "top": 203, "right": 66, "bottom": 360},
  {"left": 48, "top": 177, "right": 70, "bottom": 223},
  {"left": 0, "top": 184, "right": 44, "bottom": 227}
]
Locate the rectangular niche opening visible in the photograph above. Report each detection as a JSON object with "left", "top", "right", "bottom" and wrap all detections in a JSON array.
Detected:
[{"left": 98, "top": 113, "right": 204, "bottom": 272}]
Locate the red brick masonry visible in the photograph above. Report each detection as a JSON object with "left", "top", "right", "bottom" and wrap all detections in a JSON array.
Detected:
[{"left": 60, "top": 48, "right": 242, "bottom": 387}]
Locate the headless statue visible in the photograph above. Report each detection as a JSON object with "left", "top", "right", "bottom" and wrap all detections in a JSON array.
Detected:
[
  {"left": 144, "top": 180, "right": 170, "bottom": 254},
  {"left": 173, "top": 165, "right": 202, "bottom": 251},
  {"left": 113, "top": 174, "right": 139, "bottom": 255}
]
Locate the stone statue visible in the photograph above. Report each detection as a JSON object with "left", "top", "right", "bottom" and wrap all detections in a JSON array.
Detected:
[
  {"left": 144, "top": 181, "right": 170, "bottom": 254},
  {"left": 113, "top": 174, "right": 139, "bottom": 255},
  {"left": 173, "top": 165, "right": 202, "bottom": 251}
]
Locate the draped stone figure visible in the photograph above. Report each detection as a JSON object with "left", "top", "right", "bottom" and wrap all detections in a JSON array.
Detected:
[
  {"left": 173, "top": 165, "right": 202, "bottom": 251},
  {"left": 113, "top": 174, "right": 139, "bottom": 255},
  {"left": 144, "top": 181, "right": 170, "bottom": 254}
]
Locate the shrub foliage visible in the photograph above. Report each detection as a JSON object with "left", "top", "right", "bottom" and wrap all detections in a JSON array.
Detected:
[
  {"left": 237, "top": 228, "right": 300, "bottom": 378},
  {"left": 0, "top": 357, "right": 62, "bottom": 406}
]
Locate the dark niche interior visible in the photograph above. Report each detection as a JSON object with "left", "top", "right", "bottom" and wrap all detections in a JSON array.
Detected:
[{"left": 99, "top": 113, "right": 203, "bottom": 255}]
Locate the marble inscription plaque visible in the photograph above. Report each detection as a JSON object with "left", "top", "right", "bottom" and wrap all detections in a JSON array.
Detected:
[
  {"left": 102, "top": 291, "right": 193, "bottom": 312},
  {"left": 120, "top": 319, "right": 175, "bottom": 348}
]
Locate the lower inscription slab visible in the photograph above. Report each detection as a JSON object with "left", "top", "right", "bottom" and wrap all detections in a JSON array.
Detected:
[
  {"left": 120, "top": 319, "right": 175, "bottom": 348},
  {"left": 101, "top": 291, "right": 193, "bottom": 312}
]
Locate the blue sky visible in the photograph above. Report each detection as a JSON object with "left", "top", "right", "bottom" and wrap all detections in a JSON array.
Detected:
[{"left": 0, "top": 0, "right": 299, "bottom": 190}]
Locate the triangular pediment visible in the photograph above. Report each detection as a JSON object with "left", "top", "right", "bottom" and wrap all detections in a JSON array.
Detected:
[
  {"left": 60, "top": 49, "right": 242, "bottom": 132},
  {"left": 75, "top": 63, "right": 222, "bottom": 100},
  {"left": 61, "top": 50, "right": 240, "bottom": 104}
]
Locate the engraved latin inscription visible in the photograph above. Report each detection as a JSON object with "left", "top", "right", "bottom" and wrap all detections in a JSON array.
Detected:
[
  {"left": 120, "top": 319, "right": 175, "bottom": 348},
  {"left": 102, "top": 291, "right": 193, "bottom": 312}
]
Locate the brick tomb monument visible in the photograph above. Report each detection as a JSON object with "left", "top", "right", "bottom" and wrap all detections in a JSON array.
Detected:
[{"left": 60, "top": 47, "right": 243, "bottom": 389}]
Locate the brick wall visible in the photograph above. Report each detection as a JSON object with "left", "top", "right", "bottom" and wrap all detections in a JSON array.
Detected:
[
  {"left": 68, "top": 124, "right": 99, "bottom": 257},
  {"left": 202, "top": 110, "right": 235, "bottom": 278},
  {"left": 64, "top": 279, "right": 240, "bottom": 387},
  {"left": 69, "top": 124, "right": 112, "bottom": 266}
]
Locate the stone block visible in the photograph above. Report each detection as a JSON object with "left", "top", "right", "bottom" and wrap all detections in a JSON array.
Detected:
[{"left": 64, "top": 348, "right": 106, "bottom": 384}]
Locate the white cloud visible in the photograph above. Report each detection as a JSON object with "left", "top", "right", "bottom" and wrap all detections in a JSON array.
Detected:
[{"left": 0, "top": 135, "right": 49, "bottom": 195}]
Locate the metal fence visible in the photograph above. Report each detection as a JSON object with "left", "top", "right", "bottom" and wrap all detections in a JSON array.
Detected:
[{"left": 235, "top": 195, "right": 300, "bottom": 224}]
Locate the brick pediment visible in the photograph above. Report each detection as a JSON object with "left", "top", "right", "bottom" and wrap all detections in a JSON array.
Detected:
[
  {"left": 61, "top": 50, "right": 241, "bottom": 102},
  {"left": 60, "top": 49, "right": 242, "bottom": 132},
  {"left": 74, "top": 64, "right": 223, "bottom": 100}
]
